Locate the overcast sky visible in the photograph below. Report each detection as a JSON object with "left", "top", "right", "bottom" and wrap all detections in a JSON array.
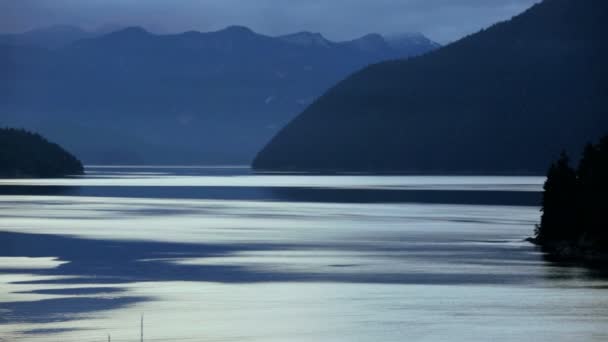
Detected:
[{"left": 1, "top": 0, "right": 541, "bottom": 43}]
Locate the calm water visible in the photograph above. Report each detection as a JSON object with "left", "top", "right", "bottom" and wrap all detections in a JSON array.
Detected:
[{"left": 0, "top": 167, "right": 607, "bottom": 342}]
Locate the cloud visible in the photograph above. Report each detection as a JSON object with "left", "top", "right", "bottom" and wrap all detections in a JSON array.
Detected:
[{"left": 0, "top": 0, "right": 541, "bottom": 43}]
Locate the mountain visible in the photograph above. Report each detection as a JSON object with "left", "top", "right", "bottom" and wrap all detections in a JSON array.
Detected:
[
  {"left": 279, "top": 32, "right": 332, "bottom": 48},
  {"left": 384, "top": 32, "right": 442, "bottom": 55},
  {"left": 0, "top": 128, "right": 84, "bottom": 178},
  {"left": 0, "top": 26, "right": 439, "bottom": 165},
  {"left": 253, "top": 0, "right": 608, "bottom": 174},
  {"left": 0, "top": 25, "right": 95, "bottom": 49},
  {"left": 345, "top": 34, "right": 389, "bottom": 52}
]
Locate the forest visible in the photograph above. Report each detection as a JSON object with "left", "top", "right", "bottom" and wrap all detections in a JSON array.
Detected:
[
  {"left": 534, "top": 135, "right": 608, "bottom": 259},
  {"left": 0, "top": 127, "right": 84, "bottom": 178}
]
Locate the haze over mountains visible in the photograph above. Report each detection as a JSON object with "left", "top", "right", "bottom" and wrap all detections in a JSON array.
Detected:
[
  {"left": 0, "top": 25, "right": 438, "bottom": 164},
  {"left": 254, "top": 0, "right": 608, "bottom": 174},
  {"left": 0, "top": 26, "right": 95, "bottom": 49}
]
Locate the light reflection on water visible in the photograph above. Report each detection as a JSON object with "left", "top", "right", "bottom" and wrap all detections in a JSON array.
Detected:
[{"left": 0, "top": 167, "right": 607, "bottom": 342}]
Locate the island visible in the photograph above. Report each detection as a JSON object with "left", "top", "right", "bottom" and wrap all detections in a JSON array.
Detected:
[
  {"left": 531, "top": 135, "right": 608, "bottom": 262},
  {"left": 0, "top": 127, "right": 84, "bottom": 178}
]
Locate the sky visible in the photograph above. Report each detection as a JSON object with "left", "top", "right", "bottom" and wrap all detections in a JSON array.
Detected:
[{"left": 1, "top": 0, "right": 542, "bottom": 44}]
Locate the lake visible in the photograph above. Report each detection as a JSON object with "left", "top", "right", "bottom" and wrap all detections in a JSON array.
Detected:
[{"left": 1, "top": 167, "right": 607, "bottom": 342}]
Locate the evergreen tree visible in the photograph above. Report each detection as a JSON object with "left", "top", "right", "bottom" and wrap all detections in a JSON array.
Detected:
[
  {"left": 536, "top": 136, "right": 608, "bottom": 253},
  {"left": 587, "top": 136, "right": 608, "bottom": 249},
  {"left": 537, "top": 152, "right": 578, "bottom": 242},
  {"left": 577, "top": 143, "right": 600, "bottom": 242}
]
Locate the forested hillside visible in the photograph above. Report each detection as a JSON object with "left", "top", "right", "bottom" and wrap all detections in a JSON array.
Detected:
[{"left": 254, "top": 0, "right": 608, "bottom": 174}]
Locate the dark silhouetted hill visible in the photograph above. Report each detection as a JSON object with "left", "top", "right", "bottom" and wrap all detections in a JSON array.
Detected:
[
  {"left": 0, "top": 26, "right": 438, "bottom": 165},
  {"left": 253, "top": 0, "right": 608, "bottom": 174},
  {"left": 0, "top": 128, "right": 84, "bottom": 178}
]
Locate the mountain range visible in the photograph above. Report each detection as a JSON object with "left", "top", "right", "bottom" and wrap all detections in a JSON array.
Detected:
[
  {"left": 0, "top": 25, "right": 439, "bottom": 164},
  {"left": 253, "top": 0, "right": 608, "bottom": 174}
]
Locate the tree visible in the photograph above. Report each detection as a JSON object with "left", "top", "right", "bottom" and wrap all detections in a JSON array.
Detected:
[
  {"left": 577, "top": 143, "right": 599, "bottom": 242},
  {"left": 536, "top": 151, "right": 578, "bottom": 242},
  {"left": 584, "top": 136, "right": 608, "bottom": 249},
  {"left": 536, "top": 136, "right": 608, "bottom": 253}
]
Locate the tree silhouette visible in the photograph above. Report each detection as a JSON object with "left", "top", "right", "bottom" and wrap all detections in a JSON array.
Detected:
[
  {"left": 580, "top": 136, "right": 608, "bottom": 250},
  {"left": 537, "top": 152, "right": 577, "bottom": 242},
  {"left": 0, "top": 127, "right": 84, "bottom": 178},
  {"left": 536, "top": 136, "right": 608, "bottom": 253}
]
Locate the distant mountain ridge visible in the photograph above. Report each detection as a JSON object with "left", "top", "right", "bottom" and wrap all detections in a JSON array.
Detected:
[
  {"left": 253, "top": 0, "right": 608, "bottom": 174},
  {"left": 0, "top": 24, "right": 436, "bottom": 55},
  {"left": 0, "top": 25, "right": 439, "bottom": 164},
  {"left": 384, "top": 32, "right": 441, "bottom": 52},
  {"left": 279, "top": 32, "right": 332, "bottom": 48},
  {"left": 0, "top": 25, "right": 94, "bottom": 49}
]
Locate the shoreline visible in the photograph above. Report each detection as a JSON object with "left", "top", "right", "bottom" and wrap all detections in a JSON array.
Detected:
[{"left": 526, "top": 237, "right": 608, "bottom": 265}]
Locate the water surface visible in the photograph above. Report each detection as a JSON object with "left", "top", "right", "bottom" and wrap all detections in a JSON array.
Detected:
[{"left": 0, "top": 167, "right": 606, "bottom": 341}]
